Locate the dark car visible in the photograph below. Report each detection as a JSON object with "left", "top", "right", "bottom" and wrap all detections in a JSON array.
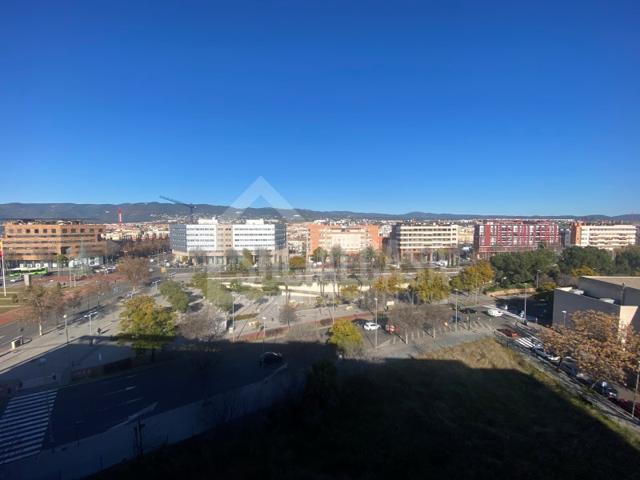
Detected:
[
  {"left": 259, "top": 352, "right": 284, "bottom": 368},
  {"left": 595, "top": 381, "right": 618, "bottom": 399}
]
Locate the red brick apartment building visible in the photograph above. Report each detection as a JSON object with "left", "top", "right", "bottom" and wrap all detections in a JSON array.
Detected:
[{"left": 473, "top": 220, "right": 560, "bottom": 259}]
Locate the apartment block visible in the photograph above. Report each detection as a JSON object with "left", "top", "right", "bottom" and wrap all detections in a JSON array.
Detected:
[
  {"left": 473, "top": 220, "right": 560, "bottom": 259},
  {"left": 0, "top": 220, "right": 107, "bottom": 267},
  {"left": 570, "top": 222, "right": 637, "bottom": 251},
  {"left": 390, "top": 223, "right": 459, "bottom": 261},
  {"left": 307, "top": 224, "right": 381, "bottom": 257}
]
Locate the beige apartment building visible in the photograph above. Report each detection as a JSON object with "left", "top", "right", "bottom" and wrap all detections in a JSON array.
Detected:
[
  {"left": 307, "top": 224, "right": 381, "bottom": 257},
  {"left": 1, "top": 220, "right": 107, "bottom": 267},
  {"left": 390, "top": 223, "right": 459, "bottom": 261},
  {"left": 570, "top": 222, "right": 637, "bottom": 250}
]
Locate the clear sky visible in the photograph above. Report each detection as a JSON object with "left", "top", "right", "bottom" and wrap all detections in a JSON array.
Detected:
[{"left": 1, "top": 0, "right": 639, "bottom": 215}]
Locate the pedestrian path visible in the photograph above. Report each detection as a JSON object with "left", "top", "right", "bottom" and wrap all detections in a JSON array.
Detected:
[{"left": 0, "top": 389, "right": 57, "bottom": 465}]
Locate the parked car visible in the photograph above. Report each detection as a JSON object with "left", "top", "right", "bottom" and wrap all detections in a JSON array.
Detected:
[
  {"left": 497, "top": 328, "right": 518, "bottom": 338},
  {"left": 364, "top": 322, "right": 381, "bottom": 331},
  {"left": 595, "top": 381, "right": 618, "bottom": 399},
  {"left": 259, "top": 352, "right": 284, "bottom": 368},
  {"left": 385, "top": 324, "right": 397, "bottom": 333},
  {"left": 559, "top": 357, "right": 578, "bottom": 377},
  {"left": 486, "top": 309, "right": 503, "bottom": 317}
]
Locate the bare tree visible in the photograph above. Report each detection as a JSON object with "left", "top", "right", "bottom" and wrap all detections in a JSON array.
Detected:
[{"left": 117, "top": 257, "right": 151, "bottom": 289}]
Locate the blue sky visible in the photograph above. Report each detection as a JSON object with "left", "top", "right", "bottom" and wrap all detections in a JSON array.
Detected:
[{"left": 1, "top": 0, "right": 639, "bottom": 215}]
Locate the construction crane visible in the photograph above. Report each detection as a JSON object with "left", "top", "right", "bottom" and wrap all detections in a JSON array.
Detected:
[{"left": 160, "top": 195, "right": 197, "bottom": 223}]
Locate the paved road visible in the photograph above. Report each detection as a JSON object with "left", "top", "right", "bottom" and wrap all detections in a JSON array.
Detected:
[{"left": 0, "top": 338, "right": 333, "bottom": 460}]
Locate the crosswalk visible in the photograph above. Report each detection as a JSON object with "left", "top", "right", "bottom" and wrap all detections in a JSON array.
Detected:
[
  {"left": 0, "top": 389, "right": 57, "bottom": 465},
  {"left": 515, "top": 336, "right": 540, "bottom": 349}
]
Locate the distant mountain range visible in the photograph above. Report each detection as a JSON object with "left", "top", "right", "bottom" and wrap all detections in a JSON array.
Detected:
[{"left": 0, "top": 203, "right": 638, "bottom": 223}]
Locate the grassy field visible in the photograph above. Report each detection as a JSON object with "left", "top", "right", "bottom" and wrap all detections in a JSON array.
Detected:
[{"left": 96, "top": 338, "right": 640, "bottom": 480}]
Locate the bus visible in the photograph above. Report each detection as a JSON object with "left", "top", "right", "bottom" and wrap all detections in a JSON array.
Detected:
[{"left": 8, "top": 267, "right": 50, "bottom": 279}]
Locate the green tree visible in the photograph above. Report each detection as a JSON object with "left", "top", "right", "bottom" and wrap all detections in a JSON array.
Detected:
[
  {"left": 490, "top": 248, "right": 556, "bottom": 286},
  {"left": 361, "top": 246, "right": 376, "bottom": 265},
  {"left": 191, "top": 272, "right": 208, "bottom": 292},
  {"left": 205, "top": 280, "right": 234, "bottom": 312},
  {"left": 261, "top": 279, "right": 281, "bottom": 296},
  {"left": 289, "top": 255, "right": 306, "bottom": 272},
  {"left": 279, "top": 303, "right": 298, "bottom": 326},
  {"left": 159, "top": 280, "right": 190, "bottom": 313},
  {"left": 451, "top": 260, "right": 494, "bottom": 292},
  {"left": 558, "top": 246, "right": 613, "bottom": 275},
  {"left": 328, "top": 319, "right": 363, "bottom": 357},
  {"left": 413, "top": 269, "right": 450, "bottom": 303},
  {"left": 614, "top": 246, "right": 640, "bottom": 275},
  {"left": 340, "top": 284, "right": 360, "bottom": 303},
  {"left": 119, "top": 296, "right": 175, "bottom": 353},
  {"left": 330, "top": 245, "right": 344, "bottom": 271},
  {"left": 241, "top": 249, "right": 254, "bottom": 271},
  {"left": 311, "top": 247, "right": 328, "bottom": 264}
]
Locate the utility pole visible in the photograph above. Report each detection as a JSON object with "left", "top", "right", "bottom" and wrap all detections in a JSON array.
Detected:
[{"left": 64, "top": 314, "right": 69, "bottom": 344}]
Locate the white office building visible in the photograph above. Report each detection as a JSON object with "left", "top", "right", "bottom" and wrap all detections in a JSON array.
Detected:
[
  {"left": 170, "top": 218, "right": 286, "bottom": 265},
  {"left": 232, "top": 219, "right": 286, "bottom": 253},
  {"left": 169, "top": 219, "right": 217, "bottom": 256}
]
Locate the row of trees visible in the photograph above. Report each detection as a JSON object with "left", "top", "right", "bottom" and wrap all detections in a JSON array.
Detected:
[
  {"left": 540, "top": 310, "right": 640, "bottom": 390},
  {"left": 489, "top": 245, "right": 640, "bottom": 289}
]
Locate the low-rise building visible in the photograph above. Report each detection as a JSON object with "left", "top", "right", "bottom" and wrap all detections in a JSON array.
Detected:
[
  {"left": 0, "top": 220, "right": 107, "bottom": 268},
  {"left": 571, "top": 222, "right": 637, "bottom": 251},
  {"left": 473, "top": 220, "right": 560, "bottom": 259},
  {"left": 552, "top": 276, "right": 640, "bottom": 332}
]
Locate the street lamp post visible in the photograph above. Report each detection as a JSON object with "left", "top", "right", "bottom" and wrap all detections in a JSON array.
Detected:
[
  {"left": 454, "top": 289, "right": 459, "bottom": 332},
  {"left": 374, "top": 297, "right": 378, "bottom": 349},
  {"left": 63, "top": 314, "right": 69, "bottom": 344}
]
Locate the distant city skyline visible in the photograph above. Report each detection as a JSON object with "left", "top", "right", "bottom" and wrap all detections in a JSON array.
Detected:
[{"left": 2, "top": 1, "right": 639, "bottom": 216}]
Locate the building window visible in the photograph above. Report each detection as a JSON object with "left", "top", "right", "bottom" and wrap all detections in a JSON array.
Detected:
[
  {"left": 62, "top": 229, "right": 67, "bottom": 233},
  {"left": 26, "top": 229, "right": 31, "bottom": 233}
]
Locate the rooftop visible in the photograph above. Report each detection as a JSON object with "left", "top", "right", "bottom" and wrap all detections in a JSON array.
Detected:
[{"left": 583, "top": 276, "right": 640, "bottom": 290}]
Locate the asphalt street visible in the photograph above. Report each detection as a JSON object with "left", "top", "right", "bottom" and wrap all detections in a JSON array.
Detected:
[{"left": 41, "top": 339, "right": 332, "bottom": 448}]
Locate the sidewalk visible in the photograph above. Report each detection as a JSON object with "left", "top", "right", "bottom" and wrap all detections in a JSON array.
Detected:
[{"left": 0, "top": 302, "right": 131, "bottom": 394}]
